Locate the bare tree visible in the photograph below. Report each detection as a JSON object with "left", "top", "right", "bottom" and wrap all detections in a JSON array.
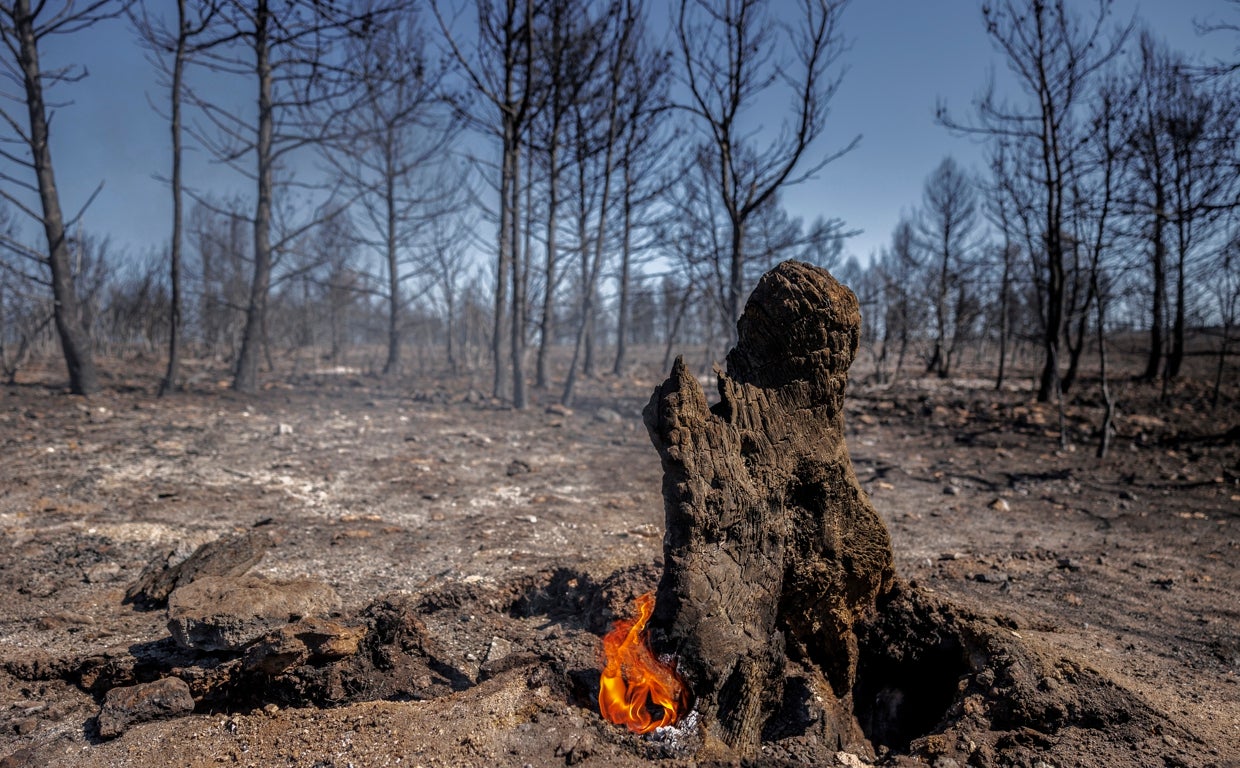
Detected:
[
  {"left": 131, "top": 0, "right": 222, "bottom": 395},
  {"left": 130, "top": 0, "right": 225, "bottom": 394},
  {"left": 1124, "top": 32, "right": 1177, "bottom": 382},
  {"left": 527, "top": 0, "right": 603, "bottom": 389},
  {"left": 983, "top": 141, "right": 1021, "bottom": 390},
  {"left": 189, "top": 196, "right": 251, "bottom": 361},
  {"left": 560, "top": 0, "right": 638, "bottom": 407},
  {"left": 1071, "top": 74, "right": 1125, "bottom": 453},
  {"left": 675, "top": 0, "right": 858, "bottom": 334},
  {"left": 1196, "top": 0, "right": 1240, "bottom": 78},
  {"left": 1160, "top": 52, "right": 1240, "bottom": 380},
  {"left": 1120, "top": 31, "right": 1240, "bottom": 385},
  {"left": 0, "top": 204, "right": 53, "bottom": 382},
  {"left": 425, "top": 198, "right": 479, "bottom": 374},
  {"left": 0, "top": 0, "right": 133, "bottom": 394},
  {"left": 939, "top": 0, "right": 1130, "bottom": 402},
  {"left": 873, "top": 217, "right": 924, "bottom": 384},
  {"left": 434, "top": 0, "right": 542, "bottom": 408},
  {"left": 324, "top": 7, "right": 457, "bottom": 377},
  {"left": 917, "top": 156, "right": 980, "bottom": 378},
  {"left": 1209, "top": 229, "right": 1239, "bottom": 408},
  {"left": 610, "top": 14, "right": 674, "bottom": 376},
  {"left": 191, "top": 0, "right": 400, "bottom": 393}
]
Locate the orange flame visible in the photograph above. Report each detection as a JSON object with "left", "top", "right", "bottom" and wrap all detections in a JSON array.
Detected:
[{"left": 598, "top": 592, "right": 689, "bottom": 734}]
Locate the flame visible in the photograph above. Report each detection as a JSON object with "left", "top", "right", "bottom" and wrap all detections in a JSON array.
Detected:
[{"left": 598, "top": 592, "right": 689, "bottom": 734}]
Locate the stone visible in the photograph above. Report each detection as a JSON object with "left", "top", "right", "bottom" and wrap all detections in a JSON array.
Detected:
[
  {"left": 97, "top": 677, "right": 194, "bottom": 739},
  {"left": 84, "top": 562, "right": 122, "bottom": 583},
  {"left": 243, "top": 618, "right": 366, "bottom": 676},
  {"left": 125, "top": 528, "right": 274, "bottom": 607},
  {"left": 988, "top": 498, "right": 1010, "bottom": 512},
  {"left": 167, "top": 575, "right": 341, "bottom": 651},
  {"left": 593, "top": 407, "right": 623, "bottom": 424},
  {"left": 555, "top": 734, "right": 595, "bottom": 766}
]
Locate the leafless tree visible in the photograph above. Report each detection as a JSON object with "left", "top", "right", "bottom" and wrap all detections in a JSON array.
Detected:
[
  {"left": 560, "top": 0, "right": 638, "bottom": 407},
  {"left": 423, "top": 191, "right": 479, "bottom": 374},
  {"left": 434, "top": 0, "right": 542, "bottom": 408},
  {"left": 1124, "top": 33, "right": 1177, "bottom": 382},
  {"left": 1209, "top": 228, "right": 1239, "bottom": 408},
  {"left": 130, "top": 0, "right": 223, "bottom": 394},
  {"left": 917, "top": 156, "right": 981, "bottom": 378},
  {"left": 0, "top": 0, "right": 134, "bottom": 394},
  {"left": 1121, "top": 31, "right": 1240, "bottom": 384},
  {"left": 983, "top": 141, "right": 1021, "bottom": 390},
  {"left": 323, "top": 7, "right": 457, "bottom": 377},
  {"left": 610, "top": 13, "right": 674, "bottom": 377},
  {"left": 1069, "top": 74, "right": 1125, "bottom": 452},
  {"left": 0, "top": 205, "right": 52, "bottom": 382},
  {"left": 188, "top": 197, "right": 250, "bottom": 361},
  {"left": 527, "top": 0, "right": 602, "bottom": 389},
  {"left": 675, "top": 0, "right": 858, "bottom": 335},
  {"left": 667, "top": 143, "right": 847, "bottom": 360},
  {"left": 96, "top": 250, "right": 169, "bottom": 356},
  {"left": 939, "top": 0, "right": 1130, "bottom": 402},
  {"left": 1160, "top": 52, "right": 1240, "bottom": 381},
  {"left": 190, "top": 0, "right": 402, "bottom": 393},
  {"left": 872, "top": 217, "right": 925, "bottom": 384}
]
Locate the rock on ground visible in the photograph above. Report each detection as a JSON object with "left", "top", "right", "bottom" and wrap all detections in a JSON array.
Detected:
[
  {"left": 96, "top": 677, "right": 194, "bottom": 739},
  {"left": 124, "top": 529, "right": 274, "bottom": 607},
  {"left": 167, "top": 575, "right": 341, "bottom": 651}
]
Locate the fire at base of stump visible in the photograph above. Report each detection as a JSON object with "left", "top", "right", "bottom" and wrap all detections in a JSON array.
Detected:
[{"left": 597, "top": 592, "right": 689, "bottom": 733}]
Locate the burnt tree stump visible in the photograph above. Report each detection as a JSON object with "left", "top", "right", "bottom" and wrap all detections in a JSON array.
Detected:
[{"left": 645, "top": 260, "right": 895, "bottom": 757}]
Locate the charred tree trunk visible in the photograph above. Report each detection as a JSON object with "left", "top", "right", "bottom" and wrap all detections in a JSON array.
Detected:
[
  {"left": 612, "top": 178, "right": 633, "bottom": 376},
  {"left": 1143, "top": 206, "right": 1166, "bottom": 382},
  {"left": 233, "top": 0, "right": 273, "bottom": 394},
  {"left": 536, "top": 132, "right": 559, "bottom": 390},
  {"left": 159, "top": 0, "right": 189, "bottom": 397},
  {"left": 645, "top": 260, "right": 895, "bottom": 757},
  {"left": 382, "top": 142, "right": 401, "bottom": 377},
  {"left": 15, "top": 0, "right": 99, "bottom": 396}
]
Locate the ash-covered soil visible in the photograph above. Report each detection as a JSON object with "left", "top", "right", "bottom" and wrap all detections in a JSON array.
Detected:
[{"left": 0, "top": 356, "right": 1236, "bottom": 767}]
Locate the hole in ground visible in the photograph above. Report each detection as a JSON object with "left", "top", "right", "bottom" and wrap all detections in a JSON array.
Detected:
[{"left": 852, "top": 587, "right": 970, "bottom": 753}]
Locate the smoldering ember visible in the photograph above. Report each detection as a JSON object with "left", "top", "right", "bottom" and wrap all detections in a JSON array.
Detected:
[{"left": 0, "top": 259, "right": 1235, "bottom": 768}]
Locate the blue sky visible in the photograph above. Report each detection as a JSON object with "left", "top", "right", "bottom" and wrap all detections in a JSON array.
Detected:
[{"left": 26, "top": 0, "right": 1238, "bottom": 271}]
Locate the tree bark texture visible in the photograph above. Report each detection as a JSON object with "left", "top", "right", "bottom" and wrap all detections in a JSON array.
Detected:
[{"left": 645, "top": 260, "right": 895, "bottom": 757}]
